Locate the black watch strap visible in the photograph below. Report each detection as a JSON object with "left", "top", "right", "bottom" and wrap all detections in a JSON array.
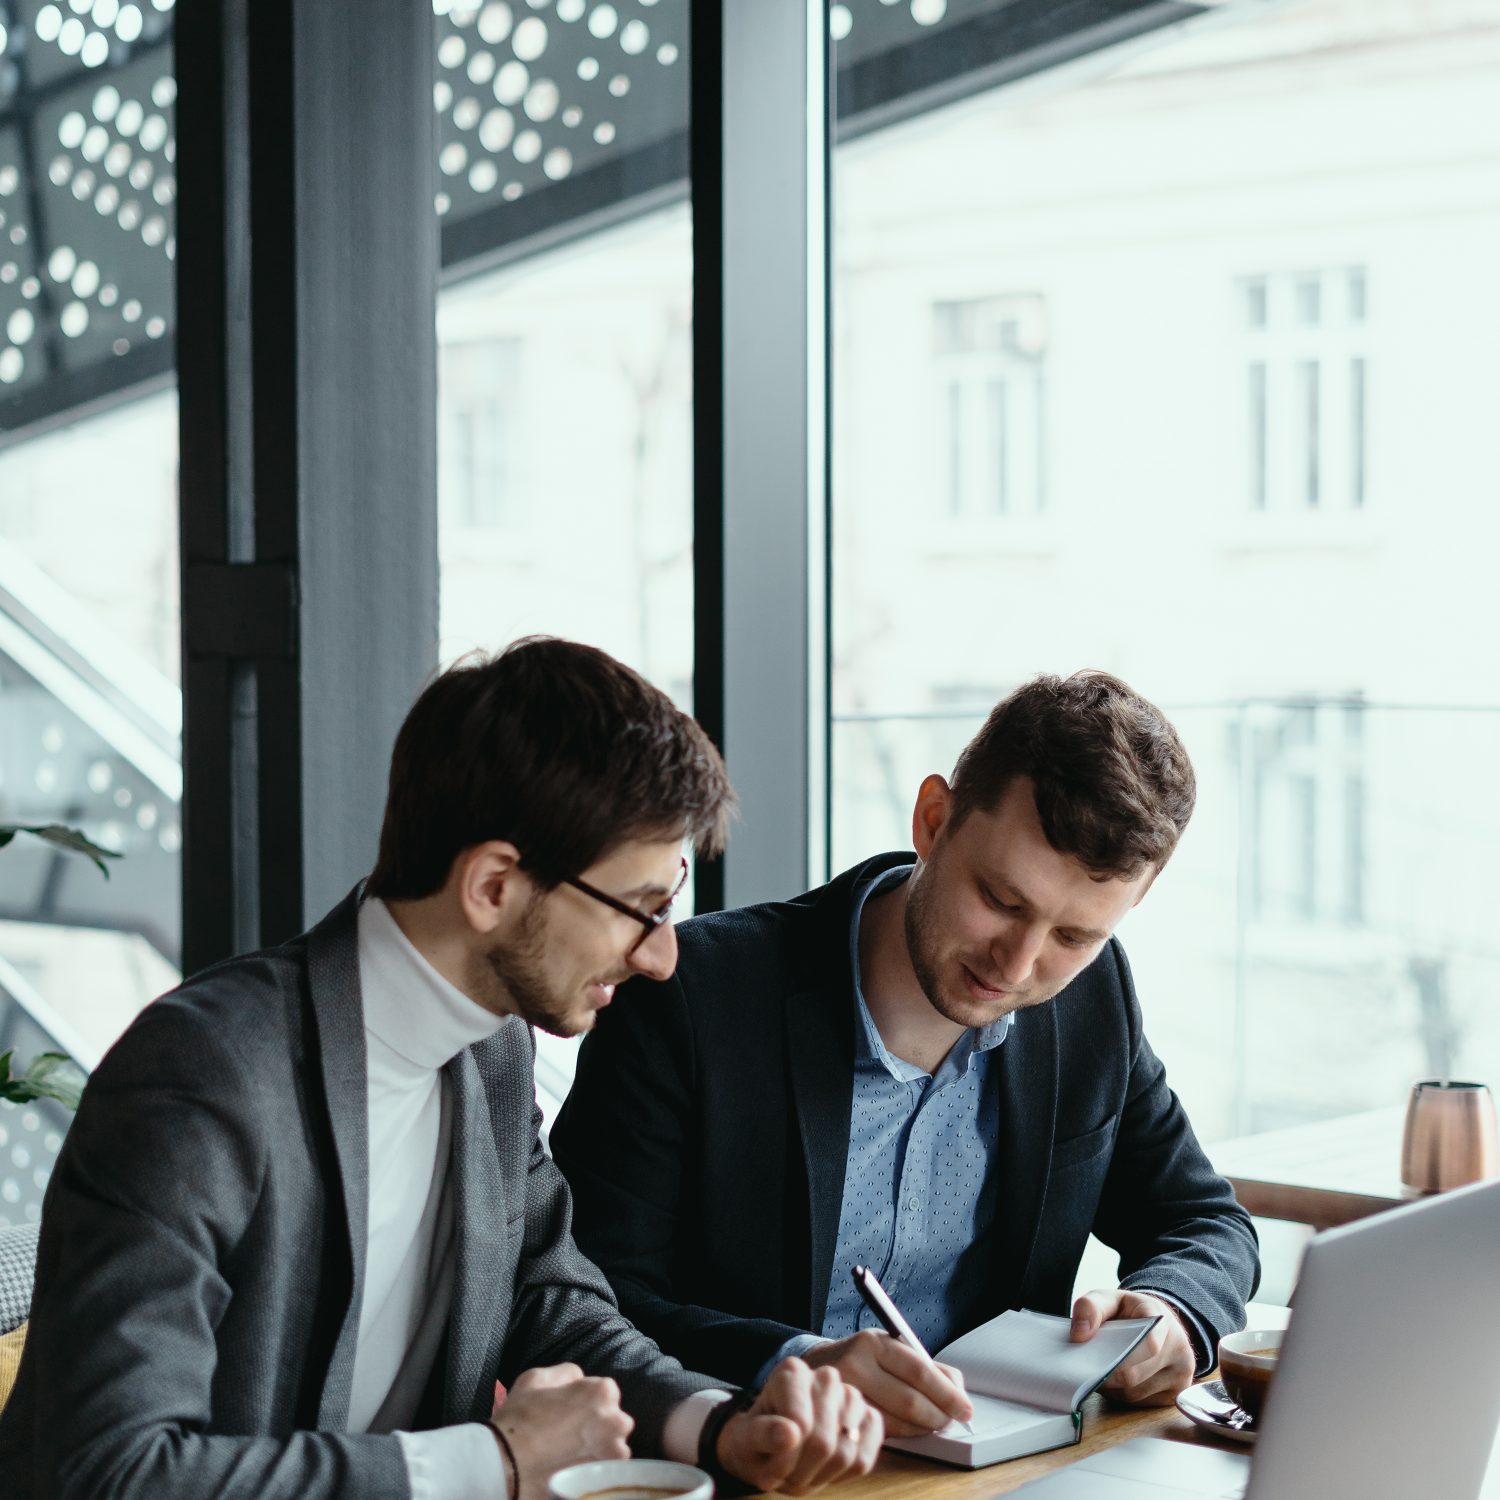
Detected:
[{"left": 697, "top": 1385, "right": 761, "bottom": 1498}]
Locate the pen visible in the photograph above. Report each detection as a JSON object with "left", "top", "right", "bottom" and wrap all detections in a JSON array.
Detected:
[{"left": 851, "top": 1264, "right": 974, "bottom": 1437}]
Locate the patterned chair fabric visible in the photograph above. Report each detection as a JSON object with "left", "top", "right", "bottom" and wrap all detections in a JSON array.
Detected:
[{"left": 0, "top": 1222, "right": 38, "bottom": 1335}]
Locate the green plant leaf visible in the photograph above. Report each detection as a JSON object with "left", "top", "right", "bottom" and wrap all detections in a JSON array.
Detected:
[
  {"left": 0, "top": 1049, "right": 11, "bottom": 1084},
  {"left": 0, "top": 1051, "right": 86, "bottom": 1111},
  {"left": 0, "top": 823, "right": 120, "bottom": 878}
]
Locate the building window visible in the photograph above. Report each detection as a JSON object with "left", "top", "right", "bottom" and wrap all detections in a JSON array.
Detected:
[
  {"left": 1244, "top": 699, "right": 1366, "bottom": 927},
  {"left": 439, "top": 339, "right": 521, "bottom": 530},
  {"left": 933, "top": 296, "right": 1046, "bottom": 519},
  {"left": 1243, "top": 269, "right": 1366, "bottom": 513}
]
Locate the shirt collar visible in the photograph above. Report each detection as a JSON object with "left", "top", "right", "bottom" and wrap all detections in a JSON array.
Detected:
[
  {"left": 357, "top": 895, "right": 507, "bottom": 1072},
  {"left": 848, "top": 860, "right": 1012, "bottom": 1081}
]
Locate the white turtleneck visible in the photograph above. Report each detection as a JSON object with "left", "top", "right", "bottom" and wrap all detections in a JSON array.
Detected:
[{"left": 351, "top": 897, "right": 726, "bottom": 1500}]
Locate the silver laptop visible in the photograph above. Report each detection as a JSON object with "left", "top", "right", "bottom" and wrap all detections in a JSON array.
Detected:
[{"left": 1012, "top": 1174, "right": 1500, "bottom": 1500}]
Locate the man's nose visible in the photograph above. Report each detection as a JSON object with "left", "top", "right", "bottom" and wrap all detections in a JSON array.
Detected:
[
  {"left": 994, "top": 922, "right": 1046, "bottom": 987},
  {"left": 628, "top": 920, "right": 678, "bottom": 982}
]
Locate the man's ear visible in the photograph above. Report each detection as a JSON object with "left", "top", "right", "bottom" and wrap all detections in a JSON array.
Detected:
[
  {"left": 911, "top": 774, "right": 953, "bottom": 860},
  {"left": 452, "top": 841, "right": 526, "bottom": 935}
]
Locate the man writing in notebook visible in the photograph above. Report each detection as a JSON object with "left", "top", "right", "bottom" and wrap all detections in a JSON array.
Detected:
[
  {"left": 0, "top": 639, "right": 881, "bottom": 1498},
  {"left": 552, "top": 671, "right": 1259, "bottom": 1438}
]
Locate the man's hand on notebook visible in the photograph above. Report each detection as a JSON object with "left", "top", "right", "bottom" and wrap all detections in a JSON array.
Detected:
[
  {"left": 1070, "top": 1289, "right": 1197, "bottom": 1406},
  {"left": 803, "top": 1328, "right": 975, "bottom": 1437}
]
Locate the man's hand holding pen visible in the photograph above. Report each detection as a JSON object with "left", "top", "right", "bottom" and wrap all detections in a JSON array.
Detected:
[{"left": 802, "top": 1329, "right": 974, "bottom": 1438}]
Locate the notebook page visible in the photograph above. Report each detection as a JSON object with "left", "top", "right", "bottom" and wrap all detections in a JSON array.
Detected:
[{"left": 936, "top": 1309, "right": 1158, "bottom": 1411}]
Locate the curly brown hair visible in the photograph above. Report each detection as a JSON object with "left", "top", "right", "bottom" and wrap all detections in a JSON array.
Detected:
[{"left": 948, "top": 671, "right": 1195, "bottom": 880}]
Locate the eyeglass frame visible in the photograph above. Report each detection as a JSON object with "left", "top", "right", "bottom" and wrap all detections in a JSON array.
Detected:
[{"left": 561, "top": 855, "right": 690, "bottom": 955}]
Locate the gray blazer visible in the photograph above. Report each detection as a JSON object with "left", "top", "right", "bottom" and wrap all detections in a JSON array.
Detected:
[{"left": 0, "top": 887, "right": 718, "bottom": 1499}]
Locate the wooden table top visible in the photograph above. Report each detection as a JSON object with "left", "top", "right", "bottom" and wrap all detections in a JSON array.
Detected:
[
  {"left": 767, "top": 1397, "right": 1233, "bottom": 1500},
  {"left": 1209, "top": 1106, "right": 1416, "bottom": 1228}
]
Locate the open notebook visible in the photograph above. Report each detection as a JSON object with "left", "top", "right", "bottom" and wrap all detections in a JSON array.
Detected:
[{"left": 886, "top": 1309, "right": 1159, "bottom": 1468}]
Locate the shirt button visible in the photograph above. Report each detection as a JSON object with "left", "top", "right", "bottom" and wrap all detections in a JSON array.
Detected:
[{"left": 907, "top": 1196, "right": 921, "bottom": 1213}]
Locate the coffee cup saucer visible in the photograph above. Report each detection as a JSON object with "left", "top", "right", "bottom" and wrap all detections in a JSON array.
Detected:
[{"left": 1176, "top": 1380, "right": 1258, "bottom": 1444}]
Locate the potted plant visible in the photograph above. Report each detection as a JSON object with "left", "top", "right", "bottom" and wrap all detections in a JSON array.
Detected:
[{"left": 0, "top": 823, "right": 118, "bottom": 1111}]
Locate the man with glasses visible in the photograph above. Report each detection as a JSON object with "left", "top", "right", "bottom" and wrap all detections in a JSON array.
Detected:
[
  {"left": 1, "top": 638, "right": 882, "bottom": 1499},
  {"left": 552, "top": 671, "right": 1259, "bottom": 1439}
]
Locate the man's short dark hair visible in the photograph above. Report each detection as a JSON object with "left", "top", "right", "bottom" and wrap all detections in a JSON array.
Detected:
[
  {"left": 367, "top": 637, "right": 735, "bottom": 899},
  {"left": 948, "top": 670, "right": 1195, "bottom": 879}
]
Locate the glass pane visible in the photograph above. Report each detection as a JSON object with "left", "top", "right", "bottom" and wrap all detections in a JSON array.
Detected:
[
  {"left": 831, "top": 0, "right": 1500, "bottom": 1147},
  {"left": 435, "top": 3, "right": 692, "bottom": 1119},
  {"left": 0, "top": 1, "right": 180, "bottom": 1226}
]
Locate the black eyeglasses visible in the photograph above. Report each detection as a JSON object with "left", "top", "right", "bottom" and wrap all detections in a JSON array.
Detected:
[{"left": 562, "top": 856, "right": 690, "bottom": 955}]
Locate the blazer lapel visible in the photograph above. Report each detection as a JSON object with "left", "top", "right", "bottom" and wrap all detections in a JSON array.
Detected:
[
  {"left": 784, "top": 981, "right": 855, "bottom": 1332},
  {"left": 444, "top": 1046, "right": 513, "bottom": 1421},
  {"left": 305, "top": 884, "right": 373, "bottom": 1430},
  {"left": 992, "top": 1001, "right": 1059, "bottom": 1302}
]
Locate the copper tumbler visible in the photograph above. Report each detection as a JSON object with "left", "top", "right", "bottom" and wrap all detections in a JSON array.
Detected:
[{"left": 1400, "top": 1081, "right": 1499, "bottom": 1193}]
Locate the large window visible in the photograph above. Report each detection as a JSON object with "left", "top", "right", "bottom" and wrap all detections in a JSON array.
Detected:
[{"left": 832, "top": 0, "right": 1500, "bottom": 1142}]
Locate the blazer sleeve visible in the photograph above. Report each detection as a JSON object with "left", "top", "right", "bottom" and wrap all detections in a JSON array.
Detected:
[
  {"left": 1091, "top": 942, "right": 1261, "bottom": 1359},
  {"left": 551, "top": 975, "right": 811, "bottom": 1387},
  {"left": 7, "top": 1005, "right": 409, "bottom": 1500},
  {"left": 499, "top": 1078, "right": 729, "bottom": 1456}
]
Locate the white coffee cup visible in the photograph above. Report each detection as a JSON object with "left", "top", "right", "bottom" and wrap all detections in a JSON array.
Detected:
[{"left": 547, "top": 1458, "right": 714, "bottom": 1500}]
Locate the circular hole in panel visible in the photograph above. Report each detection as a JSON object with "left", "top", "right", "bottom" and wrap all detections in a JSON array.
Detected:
[
  {"left": 70, "top": 169, "right": 95, "bottom": 199},
  {"left": 434, "top": 191, "right": 451, "bottom": 214},
  {"left": 434, "top": 78, "right": 453, "bottom": 111},
  {"left": 910, "top": 0, "right": 946, "bottom": 22},
  {"left": 106, "top": 141, "right": 131, "bottom": 177},
  {"left": 577, "top": 55, "right": 598, "bottom": 80},
  {"left": 1, "top": 346, "right": 26, "bottom": 382},
  {"left": 6, "top": 308, "right": 33, "bottom": 345},
  {"left": 112, "top": 335, "right": 129, "bottom": 352},
  {"left": 607, "top": 73, "right": 629, "bottom": 96},
  {"left": 159, "top": 823, "right": 181, "bottom": 853},
  {"left": 115, "top": 4, "right": 142, "bottom": 41},
  {"left": 620, "top": 17, "right": 647, "bottom": 53},
  {"left": 0, "top": 264, "right": 16, "bottom": 284},
  {"left": 1, "top": 1181, "right": 19, "bottom": 1205},
  {"left": 35, "top": 7, "right": 63, "bottom": 44},
  {"left": 501, "top": 181, "right": 522, "bottom": 201},
  {"left": 439, "top": 141, "right": 468, "bottom": 175},
  {"left": 0, "top": 165, "right": 16, "bottom": 194},
  {"left": 139, "top": 113, "right": 167, "bottom": 150},
  {"left": 100, "top": 820, "right": 124, "bottom": 850},
  {"left": 830, "top": 4, "right": 851, "bottom": 40},
  {"left": 592, "top": 119, "right": 614, "bottom": 145},
  {"left": 98, "top": 281, "right": 117, "bottom": 304},
  {"left": 512, "top": 128, "right": 540, "bottom": 163},
  {"left": 94, "top": 0, "right": 121, "bottom": 25},
  {"left": 561, "top": 105, "right": 581, "bottom": 126},
  {"left": 113, "top": 786, "right": 133, "bottom": 807},
  {"left": 145, "top": 315, "right": 165, "bottom": 338},
  {"left": 152, "top": 175, "right": 173, "bottom": 204},
  {"left": 493, "top": 59, "right": 528, "bottom": 104},
  {"left": 60, "top": 300, "right": 89, "bottom": 336},
  {"left": 467, "top": 49, "right": 495, "bottom": 83},
  {"left": 479, "top": 107, "right": 514, "bottom": 151},
  {"left": 48, "top": 244, "right": 77, "bottom": 281},
  {"left": 88, "top": 759, "right": 112, "bottom": 791},
  {"left": 9, "top": 225, "right": 25, "bottom": 245},
  {"left": 95, "top": 183, "right": 119, "bottom": 214},
  {"left": 557, "top": 0, "right": 583, "bottom": 19},
  {"left": 438, "top": 33, "right": 466, "bottom": 69},
  {"left": 72, "top": 259, "right": 99, "bottom": 296},
  {"left": 512, "top": 15, "right": 546, "bottom": 59},
  {"left": 141, "top": 213, "right": 164, "bottom": 245},
  {"left": 137, "top": 802, "right": 158, "bottom": 830},
  {"left": 116, "top": 97, "right": 143, "bottom": 134},
  {"left": 48, "top": 154, "right": 72, "bottom": 185},
  {"left": 587, "top": 4, "right": 616, "bottom": 40},
  {"left": 657, "top": 42, "right": 678, "bottom": 64},
  {"left": 523, "top": 78, "right": 558, "bottom": 121},
  {"left": 92, "top": 83, "right": 120, "bottom": 118},
  {"left": 152, "top": 0, "right": 173, "bottom": 10},
  {"left": 21, "top": 274, "right": 40, "bottom": 298},
  {"left": 468, "top": 159, "right": 498, "bottom": 193},
  {"left": 70, "top": 0, "right": 92, "bottom": 15},
  {"left": 477, "top": 2, "right": 512, "bottom": 43},
  {"left": 59, "top": 109, "right": 87, "bottom": 147},
  {"left": 152, "top": 75, "right": 174, "bottom": 106},
  {"left": 82, "top": 123, "right": 109, "bottom": 160},
  {"left": 542, "top": 146, "right": 571, "bottom": 180},
  {"left": 453, "top": 95, "right": 481, "bottom": 130},
  {"left": 118, "top": 199, "right": 141, "bottom": 229},
  {"left": 81, "top": 29, "right": 109, "bottom": 66}
]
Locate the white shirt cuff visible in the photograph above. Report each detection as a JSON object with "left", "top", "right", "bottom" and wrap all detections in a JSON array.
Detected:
[
  {"left": 662, "top": 1389, "right": 733, "bottom": 1466},
  {"left": 397, "top": 1423, "right": 508, "bottom": 1500}
]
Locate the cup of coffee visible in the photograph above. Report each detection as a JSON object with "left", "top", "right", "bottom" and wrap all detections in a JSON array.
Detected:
[
  {"left": 548, "top": 1458, "right": 714, "bottom": 1500},
  {"left": 1217, "top": 1329, "right": 1284, "bottom": 1422}
]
